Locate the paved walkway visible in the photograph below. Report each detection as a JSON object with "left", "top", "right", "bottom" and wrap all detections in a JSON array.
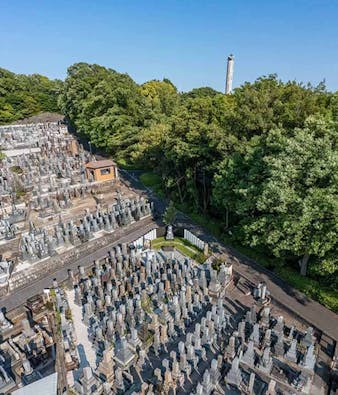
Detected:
[
  {"left": 120, "top": 169, "right": 338, "bottom": 342},
  {"left": 66, "top": 289, "right": 96, "bottom": 371}
]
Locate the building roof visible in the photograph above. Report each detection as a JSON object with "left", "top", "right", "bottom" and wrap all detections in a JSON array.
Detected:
[
  {"left": 12, "top": 372, "right": 58, "bottom": 395},
  {"left": 85, "top": 159, "right": 116, "bottom": 169}
]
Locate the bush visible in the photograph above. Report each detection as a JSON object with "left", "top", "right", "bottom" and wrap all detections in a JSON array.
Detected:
[
  {"left": 10, "top": 166, "right": 23, "bottom": 174},
  {"left": 276, "top": 267, "right": 338, "bottom": 313},
  {"left": 212, "top": 257, "right": 224, "bottom": 272},
  {"left": 140, "top": 172, "right": 162, "bottom": 188},
  {"left": 116, "top": 158, "right": 141, "bottom": 170},
  {"left": 65, "top": 308, "right": 72, "bottom": 321},
  {"left": 45, "top": 301, "right": 54, "bottom": 311}
]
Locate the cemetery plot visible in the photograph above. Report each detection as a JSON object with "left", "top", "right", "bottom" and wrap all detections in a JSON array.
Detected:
[
  {"left": 0, "top": 121, "right": 333, "bottom": 395},
  {"left": 47, "top": 238, "right": 326, "bottom": 395},
  {"left": 151, "top": 236, "right": 208, "bottom": 264},
  {"left": 0, "top": 121, "right": 153, "bottom": 297}
]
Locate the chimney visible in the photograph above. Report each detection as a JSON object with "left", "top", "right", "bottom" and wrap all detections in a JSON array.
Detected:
[{"left": 225, "top": 54, "right": 234, "bottom": 94}]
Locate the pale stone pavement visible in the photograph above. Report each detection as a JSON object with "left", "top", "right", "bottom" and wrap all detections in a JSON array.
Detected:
[{"left": 66, "top": 289, "right": 97, "bottom": 371}]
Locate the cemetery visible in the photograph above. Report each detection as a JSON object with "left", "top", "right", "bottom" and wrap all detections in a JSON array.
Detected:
[
  {"left": 0, "top": 121, "right": 335, "bottom": 395},
  {"left": 32, "top": 231, "right": 326, "bottom": 395},
  {"left": 0, "top": 2, "right": 337, "bottom": 390},
  {"left": 0, "top": 294, "right": 56, "bottom": 394},
  {"left": 0, "top": 122, "right": 153, "bottom": 298}
]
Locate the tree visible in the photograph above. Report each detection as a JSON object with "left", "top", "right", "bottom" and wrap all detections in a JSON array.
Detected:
[
  {"left": 0, "top": 67, "right": 61, "bottom": 124},
  {"left": 213, "top": 116, "right": 338, "bottom": 278},
  {"left": 159, "top": 93, "right": 234, "bottom": 212},
  {"left": 59, "top": 63, "right": 153, "bottom": 160},
  {"left": 231, "top": 75, "right": 331, "bottom": 138},
  {"left": 163, "top": 201, "right": 177, "bottom": 225},
  {"left": 139, "top": 79, "right": 178, "bottom": 118}
]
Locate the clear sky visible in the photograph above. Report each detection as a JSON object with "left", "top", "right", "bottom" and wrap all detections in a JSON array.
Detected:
[{"left": 0, "top": 0, "right": 337, "bottom": 92}]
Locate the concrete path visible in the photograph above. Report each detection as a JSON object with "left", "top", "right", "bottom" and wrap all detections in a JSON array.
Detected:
[{"left": 66, "top": 289, "right": 96, "bottom": 371}]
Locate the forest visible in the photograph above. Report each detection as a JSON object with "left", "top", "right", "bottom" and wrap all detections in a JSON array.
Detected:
[
  {"left": 1, "top": 63, "right": 337, "bottom": 310},
  {"left": 0, "top": 67, "right": 61, "bottom": 123}
]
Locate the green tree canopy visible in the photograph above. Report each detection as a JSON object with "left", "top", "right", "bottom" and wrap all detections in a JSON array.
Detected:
[
  {"left": 139, "top": 79, "right": 178, "bottom": 118},
  {"left": 0, "top": 68, "right": 61, "bottom": 124},
  {"left": 231, "top": 75, "right": 331, "bottom": 138},
  {"left": 59, "top": 63, "right": 153, "bottom": 160},
  {"left": 213, "top": 116, "right": 338, "bottom": 280},
  {"left": 59, "top": 63, "right": 338, "bottom": 294},
  {"left": 163, "top": 201, "right": 177, "bottom": 225}
]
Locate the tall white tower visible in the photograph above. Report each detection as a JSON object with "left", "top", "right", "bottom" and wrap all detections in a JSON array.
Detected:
[{"left": 225, "top": 54, "right": 234, "bottom": 94}]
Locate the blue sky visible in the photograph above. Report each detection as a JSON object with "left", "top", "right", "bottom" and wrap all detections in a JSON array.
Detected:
[{"left": 0, "top": 0, "right": 337, "bottom": 92}]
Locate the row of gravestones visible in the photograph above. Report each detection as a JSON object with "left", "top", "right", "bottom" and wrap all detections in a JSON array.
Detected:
[
  {"left": 55, "top": 247, "right": 225, "bottom": 394},
  {"left": 0, "top": 150, "right": 92, "bottom": 195},
  {"left": 0, "top": 122, "right": 93, "bottom": 199},
  {"left": 0, "top": 122, "right": 67, "bottom": 149},
  {"left": 20, "top": 199, "right": 152, "bottom": 261},
  {"left": 55, "top": 241, "right": 317, "bottom": 395}
]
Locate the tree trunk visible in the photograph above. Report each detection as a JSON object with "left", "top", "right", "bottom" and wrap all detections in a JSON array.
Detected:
[
  {"left": 202, "top": 171, "right": 208, "bottom": 215},
  {"left": 299, "top": 253, "right": 310, "bottom": 276},
  {"left": 193, "top": 167, "right": 198, "bottom": 209},
  {"left": 225, "top": 207, "right": 229, "bottom": 229},
  {"left": 177, "top": 180, "right": 183, "bottom": 204}
]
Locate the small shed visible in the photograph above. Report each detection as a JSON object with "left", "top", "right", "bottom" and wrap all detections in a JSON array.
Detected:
[{"left": 85, "top": 159, "right": 118, "bottom": 182}]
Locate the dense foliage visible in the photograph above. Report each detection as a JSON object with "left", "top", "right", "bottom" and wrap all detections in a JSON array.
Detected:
[
  {"left": 59, "top": 63, "right": 337, "bottom": 290},
  {"left": 213, "top": 117, "right": 338, "bottom": 280},
  {"left": 4, "top": 62, "right": 334, "bottom": 303},
  {"left": 0, "top": 68, "right": 61, "bottom": 124}
]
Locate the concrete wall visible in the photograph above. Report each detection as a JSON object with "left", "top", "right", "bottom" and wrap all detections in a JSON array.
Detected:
[
  {"left": 132, "top": 228, "right": 157, "bottom": 248},
  {"left": 183, "top": 229, "right": 205, "bottom": 251}
]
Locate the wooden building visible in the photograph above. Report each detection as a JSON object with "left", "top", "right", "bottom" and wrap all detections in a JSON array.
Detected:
[{"left": 85, "top": 159, "right": 118, "bottom": 182}]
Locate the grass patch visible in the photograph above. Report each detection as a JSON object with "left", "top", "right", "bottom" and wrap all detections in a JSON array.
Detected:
[
  {"left": 10, "top": 165, "right": 23, "bottom": 174},
  {"left": 276, "top": 267, "right": 338, "bottom": 313},
  {"left": 223, "top": 237, "right": 278, "bottom": 270},
  {"left": 140, "top": 172, "right": 162, "bottom": 188},
  {"left": 140, "top": 172, "right": 165, "bottom": 198},
  {"left": 151, "top": 236, "right": 207, "bottom": 264},
  {"left": 176, "top": 204, "right": 223, "bottom": 238},
  {"left": 116, "top": 158, "right": 142, "bottom": 171}
]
